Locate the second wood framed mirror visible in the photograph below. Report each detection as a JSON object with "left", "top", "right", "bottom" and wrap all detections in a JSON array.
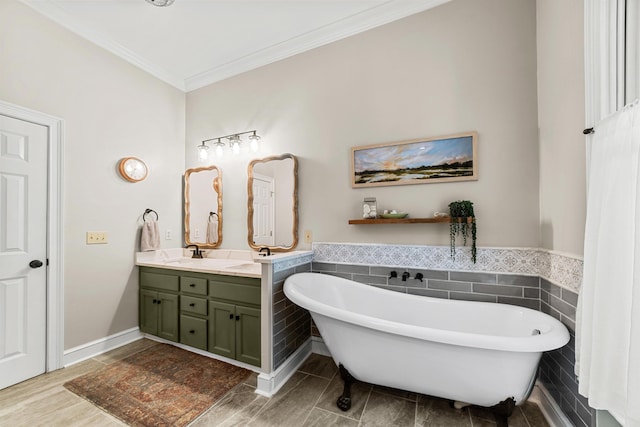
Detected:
[
  {"left": 184, "top": 165, "right": 222, "bottom": 248},
  {"left": 247, "top": 153, "right": 298, "bottom": 251}
]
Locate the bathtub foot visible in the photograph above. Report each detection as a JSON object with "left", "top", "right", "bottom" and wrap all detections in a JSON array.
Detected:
[
  {"left": 336, "top": 364, "right": 355, "bottom": 411},
  {"left": 490, "top": 397, "right": 516, "bottom": 427}
]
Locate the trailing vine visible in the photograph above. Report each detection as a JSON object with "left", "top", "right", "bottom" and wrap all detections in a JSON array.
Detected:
[{"left": 449, "top": 200, "right": 477, "bottom": 263}]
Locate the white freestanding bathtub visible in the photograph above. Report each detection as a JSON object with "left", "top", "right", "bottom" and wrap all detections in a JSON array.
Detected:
[{"left": 284, "top": 272, "right": 569, "bottom": 418}]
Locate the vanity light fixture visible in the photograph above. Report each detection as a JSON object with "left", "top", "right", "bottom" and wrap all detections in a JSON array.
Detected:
[{"left": 198, "top": 130, "right": 261, "bottom": 160}]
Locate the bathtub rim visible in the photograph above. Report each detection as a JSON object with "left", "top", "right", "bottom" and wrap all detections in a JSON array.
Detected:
[{"left": 284, "top": 272, "right": 570, "bottom": 353}]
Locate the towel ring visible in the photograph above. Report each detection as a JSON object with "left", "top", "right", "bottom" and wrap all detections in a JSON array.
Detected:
[{"left": 143, "top": 209, "right": 158, "bottom": 221}]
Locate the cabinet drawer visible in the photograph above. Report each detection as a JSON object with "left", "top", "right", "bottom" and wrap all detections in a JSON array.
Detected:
[
  {"left": 180, "top": 315, "right": 207, "bottom": 351},
  {"left": 210, "top": 281, "right": 260, "bottom": 306},
  {"left": 181, "top": 295, "right": 207, "bottom": 316},
  {"left": 140, "top": 271, "right": 179, "bottom": 292},
  {"left": 180, "top": 276, "right": 207, "bottom": 295}
]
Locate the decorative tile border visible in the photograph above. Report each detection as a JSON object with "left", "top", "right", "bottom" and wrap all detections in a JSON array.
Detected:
[
  {"left": 538, "top": 251, "right": 583, "bottom": 292},
  {"left": 272, "top": 253, "right": 314, "bottom": 273},
  {"left": 312, "top": 243, "right": 582, "bottom": 292}
]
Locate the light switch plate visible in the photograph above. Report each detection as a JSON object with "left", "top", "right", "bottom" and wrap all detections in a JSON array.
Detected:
[{"left": 86, "top": 231, "right": 108, "bottom": 244}]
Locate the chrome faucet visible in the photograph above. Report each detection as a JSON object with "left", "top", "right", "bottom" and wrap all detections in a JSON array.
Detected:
[
  {"left": 258, "top": 247, "right": 271, "bottom": 257},
  {"left": 186, "top": 244, "right": 203, "bottom": 259}
]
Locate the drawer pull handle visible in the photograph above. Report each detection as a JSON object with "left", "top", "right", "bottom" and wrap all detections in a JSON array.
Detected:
[
  {"left": 189, "top": 283, "right": 196, "bottom": 287},
  {"left": 189, "top": 330, "right": 195, "bottom": 334},
  {"left": 189, "top": 303, "right": 195, "bottom": 307},
  {"left": 236, "top": 315, "right": 240, "bottom": 321},
  {"left": 229, "top": 313, "right": 233, "bottom": 320},
  {"left": 152, "top": 299, "right": 157, "bottom": 304}
]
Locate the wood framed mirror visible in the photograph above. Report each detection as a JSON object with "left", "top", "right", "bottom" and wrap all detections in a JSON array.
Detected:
[
  {"left": 247, "top": 153, "right": 298, "bottom": 251},
  {"left": 184, "top": 165, "right": 222, "bottom": 248}
]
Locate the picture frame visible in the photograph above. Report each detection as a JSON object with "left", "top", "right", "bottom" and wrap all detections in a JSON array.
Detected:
[{"left": 351, "top": 131, "right": 478, "bottom": 188}]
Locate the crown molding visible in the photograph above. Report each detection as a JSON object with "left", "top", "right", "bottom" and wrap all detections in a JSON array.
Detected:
[
  {"left": 19, "top": 0, "right": 450, "bottom": 93},
  {"left": 185, "top": 0, "right": 450, "bottom": 91},
  {"left": 19, "top": 0, "right": 186, "bottom": 91}
]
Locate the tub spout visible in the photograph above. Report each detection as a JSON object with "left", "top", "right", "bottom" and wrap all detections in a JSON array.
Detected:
[{"left": 402, "top": 272, "right": 410, "bottom": 281}]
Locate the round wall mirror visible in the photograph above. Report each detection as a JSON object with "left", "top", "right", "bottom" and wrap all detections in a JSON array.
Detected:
[
  {"left": 184, "top": 165, "right": 222, "bottom": 248},
  {"left": 247, "top": 154, "right": 298, "bottom": 251}
]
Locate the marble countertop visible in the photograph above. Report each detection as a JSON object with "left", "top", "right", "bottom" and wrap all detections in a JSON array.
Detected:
[
  {"left": 135, "top": 248, "right": 314, "bottom": 279},
  {"left": 135, "top": 248, "right": 262, "bottom": 278}
]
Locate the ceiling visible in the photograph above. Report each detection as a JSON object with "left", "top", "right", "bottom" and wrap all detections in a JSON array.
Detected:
[{"left": 21, "top": 0, "right": 448, "bottom": 92}]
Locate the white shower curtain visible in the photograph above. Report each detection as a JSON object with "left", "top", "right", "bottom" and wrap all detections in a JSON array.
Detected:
[{"left": 577, "top": 99, "right": 640, "bottom": 426}]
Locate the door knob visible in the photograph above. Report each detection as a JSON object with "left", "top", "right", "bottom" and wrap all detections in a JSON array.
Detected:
[{"left": 29, "top": 260, "right": 44, "bottom": 268}]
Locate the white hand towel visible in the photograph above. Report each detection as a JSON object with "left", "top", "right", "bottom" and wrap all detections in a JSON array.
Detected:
[
  {"left": 206, "top": 216, "right": 218, "bottom": 245},
  {"left": 141, "top": 220, "right": 160, "bottom": 251}
]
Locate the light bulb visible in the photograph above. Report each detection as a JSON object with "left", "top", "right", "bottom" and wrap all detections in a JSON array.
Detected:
[
  {"left": 215, "top": 144, "right": 224, "bottom": 157},
  {"left": 197, "top": 143, "right": 209, "bottom": 161},
  {"left": 249, "top": 134, "right": 260, "bottom": 152},
  {"left": 232, "top": 141, "right": 240, "bottom": 155}
]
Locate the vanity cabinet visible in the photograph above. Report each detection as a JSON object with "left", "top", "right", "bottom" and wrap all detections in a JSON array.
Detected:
[
  {"left": 139, "top": 271, "right": 179, "bottom": 342},
  {"left": 208, "top": 277, "right": 261, "bottom": 366},
  {"left": 138, "top": 267, "right": 261, "bottom": 367},
  {"left": 208, "top": 301, "right": 261, "bottom": 366}
]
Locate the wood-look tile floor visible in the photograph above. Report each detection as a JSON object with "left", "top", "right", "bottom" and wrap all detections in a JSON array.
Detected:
[{"left": 0, "top": 339, "right": 550, "bottom": 427}]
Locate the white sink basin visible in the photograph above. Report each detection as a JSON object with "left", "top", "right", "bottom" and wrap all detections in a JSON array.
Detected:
[{"left": 165, "top": 258, "right": 247, "bottom": 268}]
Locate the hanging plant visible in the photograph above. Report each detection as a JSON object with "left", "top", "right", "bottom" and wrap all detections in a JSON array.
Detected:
[{"left": 449, "top": 200, "right": 477, "bottom": 263}]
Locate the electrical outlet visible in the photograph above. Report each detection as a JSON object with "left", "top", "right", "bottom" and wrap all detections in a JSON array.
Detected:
[
  {"left": 194, "top": 229, "right": 200, "bottom": 238},
  {"left": 304, "top": 230, "right": 312, "bottom": 243},
  {"left": 86, "top": 231, "right": 108, "bottom": 244},
  {"left": 165, "top": 229, "right": 173, "bottom": 240}
]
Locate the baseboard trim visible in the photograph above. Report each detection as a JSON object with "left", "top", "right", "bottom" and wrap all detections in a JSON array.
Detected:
[
  {"left": 311, "top": 335, "right": 330, "bottom": 356},
  {"left": 256, "top": 338, "right": 312, "bottom": 398},
  {"left": 529, "top": 382, "right": 573, "bottom": 427},
  {"left": 63, "top": 327, "right": 143, "bottom": 367}
]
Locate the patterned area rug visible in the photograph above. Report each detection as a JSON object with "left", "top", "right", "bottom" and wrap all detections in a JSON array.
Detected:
[{"left": 64, "top": 343, "right": 250, "bottom": 427}]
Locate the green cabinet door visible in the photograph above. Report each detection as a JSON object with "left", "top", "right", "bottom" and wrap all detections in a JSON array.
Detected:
[
  {"left": 157, "top": 292, "right": 179, "bottom": 342},
  {"left": 180, "top": 315, "right": 207, "bottom": 350},
  {"left": 235, "top": 305, "right": 261, "bottom": 366},
  {"left": 139, "top": 289, "right": 159, "bottom": 335},
  {"left": 208, "top": 300, "right": 235, "bottom": 359}
]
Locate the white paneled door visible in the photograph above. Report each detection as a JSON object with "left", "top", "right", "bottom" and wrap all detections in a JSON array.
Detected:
[
  {"left": 0, "top": 114, "right": 48, "bottom": 390},
  {"left": 252, "top": 174, "right": 274, "bottom": 247}
]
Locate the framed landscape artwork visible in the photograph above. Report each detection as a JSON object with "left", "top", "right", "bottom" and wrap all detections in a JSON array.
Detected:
[{"left": 351, "top": 131, "right": 478, "bottom": 188}]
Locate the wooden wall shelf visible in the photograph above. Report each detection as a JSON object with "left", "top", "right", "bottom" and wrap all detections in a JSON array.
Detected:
[{"left": 348, "top": 216, "right": 473, "bottom": 225}]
